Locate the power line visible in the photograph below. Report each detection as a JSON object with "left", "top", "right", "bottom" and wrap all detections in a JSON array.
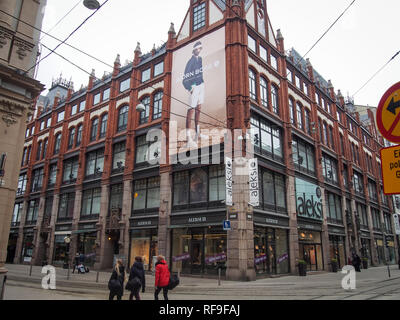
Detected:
[
  {"left": 25, "top": 0, "right": 111, "bottom": 75},
  {"left": 297, "top": 0, "right": 356, "bottom": 65},
  {"left": 353, "top": 50, "right": 400, "bottom": 97},
  {"left": 39, "top": 0, "right": 82, "bottom": 42},
  {"left": 0, "top": 8, "right": 113, "bottom": 69}
]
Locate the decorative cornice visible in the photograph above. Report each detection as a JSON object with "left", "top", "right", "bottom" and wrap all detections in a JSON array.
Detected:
[
  {"left": 13, "top": 37, "right": 34, "bottom": 60},
  {"left": 2, "top": 113, "right": 18, "bottom": 127},
  {"left": 0, "top": 98, "right": 27, "bottom": 116},
  {"left": 0, "top": 26, "right": 13, "bottom": 49}
]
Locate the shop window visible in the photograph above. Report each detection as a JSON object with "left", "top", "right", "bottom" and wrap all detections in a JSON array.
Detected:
[
  {"left": 112, "top": 141, "right": 126, "bottom": 171},
  {"left": 58, "top": 193, "right": 75, "bottom": 221},
  {"left": 130, "top": 229, "right": 158, "bottom": 271},
  {"left": 209, "top": 165, "right": 225, "bottom": 202},
  {"left": 326, "top": 192, "right": 342, "bottom": 224},
  {"left": 250, "top": 115, "right": 283, "bottom": 162},
  {"left": 63, "top": 157, "right": 79, "bottom": 184},
  {"left": 132, "top": 177, "right": 160, "bottom": 213},
  {"left": 21, "top": 234, "right": 34, "bottom": 263},
  {"left": 81, "top": 188, "right": 101, "bottom": 219},
  {"left": 53, "top": 235, "right": 69, "bottom": 266},
  {"left": 85, "top": 149, "right": 104, "bottom": 178},
  {"left": 260, "top": 168, "right": 286, "bottom": 212}
]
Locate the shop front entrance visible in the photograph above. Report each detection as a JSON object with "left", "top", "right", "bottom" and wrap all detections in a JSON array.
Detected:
[
  {"left": 6, "top": 233, "right": 18, "bottom": 263},
  {"left": 298, "top": 231, "right": 324, "bottom": 271}
]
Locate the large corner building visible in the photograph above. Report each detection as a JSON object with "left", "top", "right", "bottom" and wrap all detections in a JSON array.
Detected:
[{"left": 6, "top": 0, "right": 399, "bottom": 281}]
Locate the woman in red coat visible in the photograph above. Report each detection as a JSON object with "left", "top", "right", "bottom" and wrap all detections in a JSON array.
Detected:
[{"left": 154, "top": 255, "right": 170, "bottom": 300}]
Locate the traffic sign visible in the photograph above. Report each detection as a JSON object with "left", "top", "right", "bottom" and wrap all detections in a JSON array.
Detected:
[
  {"left": 376, "top": 82, "right": 400, "bottom": 143},
  {"left": 223, "top": 220, "right": 231, "bottom": 231},
  {"left": 393, "top": 214, "right": 400, "bottom": 235},
  {"left": 380, "top": 144, "right": 400, "bottom": 195}
]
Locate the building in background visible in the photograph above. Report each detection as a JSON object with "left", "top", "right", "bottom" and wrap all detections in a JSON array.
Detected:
[
  {"left": 0, "top": 0, "right": 46, "bottom": 288},
  {"left": 7, "top": 0, "right": 398, "bottom": 280}
]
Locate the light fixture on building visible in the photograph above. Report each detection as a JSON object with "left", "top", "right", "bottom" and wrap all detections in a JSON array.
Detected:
[
  {"left": 83, "top": 0, "right": 100, "bottom": 10},
  {"left": 136, "top": 103, "right": 146, "bottom": 112}
]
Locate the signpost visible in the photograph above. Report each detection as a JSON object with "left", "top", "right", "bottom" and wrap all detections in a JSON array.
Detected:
[{"left": 380, "top": 145, "right": 400, "bottom": 195}]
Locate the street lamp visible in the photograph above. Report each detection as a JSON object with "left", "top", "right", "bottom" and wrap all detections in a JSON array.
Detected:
[
  {"left": 63, "top": 236, "right": 71, "bottom": 269},
  {"left": 83, "top": 0, "right": 100, "bottom": 10}
]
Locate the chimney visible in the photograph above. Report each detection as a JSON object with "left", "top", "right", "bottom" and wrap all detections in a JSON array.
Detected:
[
  {"left": 276, "top": 29, "right": 285, "bottom": 54},
  {"left": 133, "top": 42, "right": 141, "bottom": 67}
]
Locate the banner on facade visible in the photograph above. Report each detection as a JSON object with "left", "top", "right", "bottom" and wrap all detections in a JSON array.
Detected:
[
  {"left": 172, "top": 253, "right": 191, "bottom": 262},
  {"left": 249, "top": 158, "right": 259, "bottom": 207},
  {"left": 205, "top": 253, "right": 226, "bottom": 265},
  {"left": 225, "top": 157, "right": 233, "bottom": 206},
  {"left": 393, "top": 214, "right": 400, "bottom": 235}
]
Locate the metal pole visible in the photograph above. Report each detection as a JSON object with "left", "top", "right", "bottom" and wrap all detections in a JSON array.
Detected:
[
  {"left": 0, "top": 275, "right": 6, "bottom": 300},
  {"left": 96, "top": 271, "right": 99, "bottom": 283},
  {"left": 218, "top": 268, "right": 221, "bottom": 286},
  {"left": 178, "top": 268, "right": 181, "bottom": 280},
  {"left": 29, "top": 264, "right": 33, "bottom": 276}
]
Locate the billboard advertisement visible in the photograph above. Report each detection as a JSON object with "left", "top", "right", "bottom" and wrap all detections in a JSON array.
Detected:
[
  {"left": 170, "top": 27, "right": 226, "bottom": 153},
  {"left": 295, "top": 178, "right": 323, "bottom": 221}
]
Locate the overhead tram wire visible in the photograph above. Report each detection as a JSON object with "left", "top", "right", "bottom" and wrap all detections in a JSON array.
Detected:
[
  {"left": 24, "top": 0, "right": 111, "bottom": 75},
  {"left": 353, "top": 50, "right": 400, "bottom": 98},
  {"left": 0, "top": 9, "right": 113, "bottom": 69},
  {"left": 296, "top": 0, "right": 356, "bottom": 65},
  {"left": 39, "top": 0, "right": 82, "bottom": 42}
]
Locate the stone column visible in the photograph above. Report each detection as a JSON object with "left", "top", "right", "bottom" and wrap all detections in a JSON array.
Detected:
[
  {"left": 47, "top": 193, "right": 59, "bottom": 265},
  {"left": 287, "top": 175, "right": 299, "bottom": 274},
  {"left": 351, "top": 199, "right": 361, "bottom": 254},
  {"left": 341, "top": 195, "right": 351, "bottom": 262},
  {"left": 95, "top": 184, "right": 111, "bottom": 270},
  {"left": 32, "top": 196, "right": 46, "bottom": 265},
  {"left": 13, "top": 199, "right": 28, "bottom": 264},
  {"left": 69, "top": 189, "right": 82, "bottom": 263},
  {"left": 320, "top": 188, "right": 331, "bottom": 271},
  {"left": 226, "top": 162, "right": 256, "bottom": 282},
  {"left": 158, "top": 172, "right": 172, "bottom": 261},
  {"left": 368, "top": 206, "right": 378, "bottom": 266}
]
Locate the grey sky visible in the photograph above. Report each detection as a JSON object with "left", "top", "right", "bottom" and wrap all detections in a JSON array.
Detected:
[{"left": 36, "top": 0, "right": 399, "bottom": 107}]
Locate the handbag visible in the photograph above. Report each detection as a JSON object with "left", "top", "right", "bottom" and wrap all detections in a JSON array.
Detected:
[
  {"left": 126, "top": 276, "right": 141, "bottom": 291},
  {"left": 108, "top": 278, "right": 122, "bottom": 292},
  {"left": 167, "top": 274, "right": 180, "bottom": 290}
]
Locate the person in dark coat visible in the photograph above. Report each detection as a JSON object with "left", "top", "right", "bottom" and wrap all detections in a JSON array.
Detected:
[
  {"left": 128, "top": 256, "right": 146, "bottom": 300},
  {"left": 154, "top": 255, "right": 170, "bottom": 301},
  {"left": 352, "top": 253, "right": 361, "bottom": 272},
  {"left": 109, "top": 259, "right": 125, "bottom": 300},
  {"left": 72, "top": 252, "right": 80, "bottom": 274}
]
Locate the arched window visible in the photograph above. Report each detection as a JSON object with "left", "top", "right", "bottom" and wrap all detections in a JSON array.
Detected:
[
  {"left": 305, "top": 109, "right": 312, "bottom": 135},
  {"left": 139, "top": 97, "right": 150, "bottom": 125},
  {"left": 323, "top": 122, "right": 329, "bottom": 146},
  {"left": 153, "top": 92, "right": 163, "bottom": 120},
  {"left": 42, "top": 139, "right": 48, "bottom": 159},
  {"left": 271, "top": 85, "right": 279, "bottom": 115},
  {"left": 68, "top": 127, "right": 75, "bottom": 149},
  {"left": 100, "top": 113, "right": 108, "bottom": 138},
  {"left": 90, "top": 118, "right": 98, "bottom": 141},
  {"left": 296, "top": 103, "right": 303, "bottom": 130},
  {"left": 76, "top": 125, "right": 83, "bottom": 147},
  {"left": 249, "top": 69, "right": 257, "bottom": 100},
  {"left": 289, "top": 98, "right": 295, "bottom": 125},
  {"left": 54, "top": 134, "right": 61, "bottom": 155},
  {"left": 118, "top": 105, "right": 129, "bottom": 132},
  {"left": 260, "top": 77, "right": 268, "bottom": 108},
  {"left": 21, "top": 147, "right": 27, "bottom": 166},
  {"left": 36, "top": 141, "right": 42, "bottom": 161}
]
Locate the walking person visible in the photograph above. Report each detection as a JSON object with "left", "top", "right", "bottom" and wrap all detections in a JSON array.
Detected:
[
  {"left": 128, "top": 256, "right": 146, "bottom": 300},
  {"left": 154, "top": 255, "right": 170, "bottom": 301},
  {"left": 72, "top": 252, "right": 80, "bottom": 274},
  {"left": 352, "top": 253, "right": 361, "bottom": 272},
  {"left": 108, "top": 259, "right": 125, "bottom": 300}
]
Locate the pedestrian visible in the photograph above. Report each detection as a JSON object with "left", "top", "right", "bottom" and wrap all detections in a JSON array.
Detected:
[
  {"left": 72, "top": 252, "right": 80, "bottom": 274},
  {"left": 108, "top": 259, "right": 125, "bottom": 300},
  {"left": 154, "top": 255, "right": 170, "bottom": 301},
  {"left": 352, "top": 253, "right": 361, "bottom": 272},
  {"left": 128, "top": 256, "right": 146, "bottom": 300}
]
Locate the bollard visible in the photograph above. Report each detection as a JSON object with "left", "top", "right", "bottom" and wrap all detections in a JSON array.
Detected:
[
  {"left": 67, "top": 265, "right": 70, "bottom": 280},
  {"left": 0, "top": 275, "right": 7, "bottom": 300},
  {"left": 96, "top": 271, "right": 99, "bottom": 283},
  {"left": 388, "top": 264, "right": 391, "bottom": 278},
  {"left": 29, "top": 264, "right": 33, "bottom": 277},
  {"left": 178, "top": 269, "right": 181, "bottom": 279},
  {"left": 218, "top": 268, "right": 221, "bottom": 286}
]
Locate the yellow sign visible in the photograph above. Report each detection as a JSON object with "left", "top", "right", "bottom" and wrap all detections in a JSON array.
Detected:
[{"left": 380, "top": 144, "right": 400, "bottom": 194}]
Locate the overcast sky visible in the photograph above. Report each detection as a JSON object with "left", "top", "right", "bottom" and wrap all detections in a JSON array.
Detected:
[{"left": 36, "top": 0, "right": 400, "bottom": 107}]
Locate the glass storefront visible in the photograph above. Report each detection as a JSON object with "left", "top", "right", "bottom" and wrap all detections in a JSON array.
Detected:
[
  {"left": 254, "top": 227, "right": 289, "bottom": 275},
  {"left": 329, "top": 235, "right": 346, "bottom": 269},
  {"left": 298, "top": 231, "right": 324, "bottom": 271},
  {"left": 375, "top": 238, "right": 385, "bottom": 265},
  {"left": 360, "top": 238, "right": 372, "bottom": 265},
  {"left": 78, "top": 232, "right": 97, "bottom": 267},
  {"left": 53, "top": 235, "right": 69, "bottom": 266},
  {"left": 21, "top": 233, "right": 34, "bottom": 263},
  {"left": 387, "top": 238, "right": 396, "bottom": 264},
  {"left": 6, "top": 233, "right": 18, "bottom": 263},
  {"left": 172, "top": 227, "right": 227, "bottom": 275},
  {"left": 130, "top": 229, "right": 158, "bottom": 271}
]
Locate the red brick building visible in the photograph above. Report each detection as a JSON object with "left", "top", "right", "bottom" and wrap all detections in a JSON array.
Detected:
[{"left": 7, "top": 0, "right": 398, "bottom": 280}]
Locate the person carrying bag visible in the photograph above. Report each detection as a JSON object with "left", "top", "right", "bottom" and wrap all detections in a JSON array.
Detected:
[
  {"left": 126, "top": 256, "right": 146, "bottom": 300},
  {"left": 108, "top": 259, "right": 125, "bottom": 300}
]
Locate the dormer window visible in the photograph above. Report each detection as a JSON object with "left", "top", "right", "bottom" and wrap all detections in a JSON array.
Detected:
[{"left": 193, "top": 2, "right": 206, "bottom": 32}]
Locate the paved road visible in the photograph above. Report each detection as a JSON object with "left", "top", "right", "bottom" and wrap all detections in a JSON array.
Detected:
[{"left": 3, "top": 264, "right": 400, "bottom": 300}]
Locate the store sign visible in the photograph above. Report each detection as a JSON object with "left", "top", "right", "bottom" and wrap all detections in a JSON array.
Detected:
[
  {"left": 205, "top": 253, "right": 226, "bottom": 264},
  {"left": 249, "top": 158, "right": 259, "bottom": 207},
  {"left": 255, "top": 254, "right": 267, "bottom": 265},
  {"left": 223, "top": 220, "right": 231, "bottom": 231},
  {"left": 393, "top": 214, "right": 400, "bottom": 235},
  {"left": 225, "top": 157, "right": 233, "bottom": 206},
  {"left": 277, "top": 253, "right": 289, "bottom": 264},
  {"left": 172, "top": 253, "right": 191, "bottom": 262},
  {"left": 188, "top": 216, "right": 207, "bottom": 224},
  {"left": 295, "top": 178, "right": 323, "bottom": 221}
]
